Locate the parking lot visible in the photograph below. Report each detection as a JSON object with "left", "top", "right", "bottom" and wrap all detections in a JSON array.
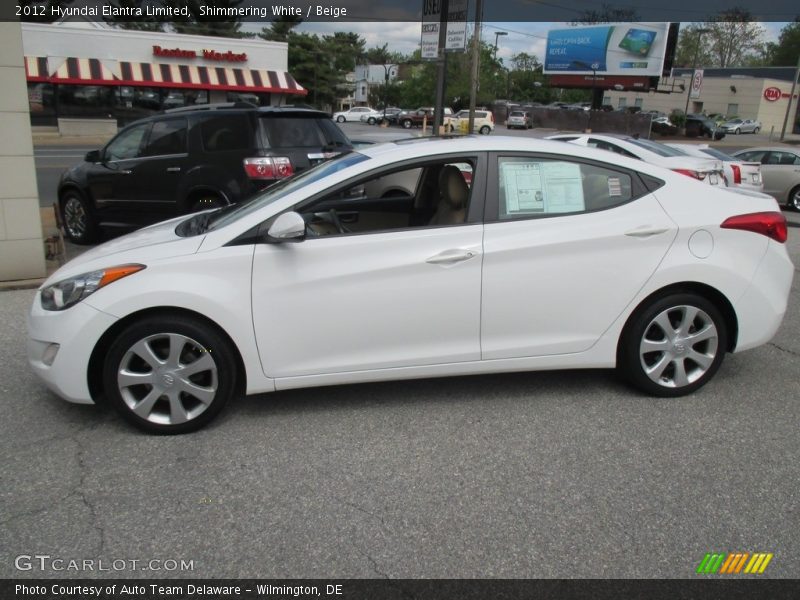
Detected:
[{"left": 1, "top": 174, "right": 799, "bottom": 579}]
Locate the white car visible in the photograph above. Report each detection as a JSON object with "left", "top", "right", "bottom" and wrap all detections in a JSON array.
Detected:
[
  {"left": 28, "top": 137, "right": 793, "bottom": 433},
  {"left": 733, "top": 147, "right": 800, "bottom": 210},
  {"left": 547, "top": 134, "right": 725, "bottom": 186},
  {"left": 447, "top": 110, "right": 494, "bottom": 134},
  {"left": 666, "top": 143, "right": 764, "bottom": 193},
  {"left": 721, "top": 118, "right": 761, "bottom": 134},
  {"left": 332, "top": 106, "right": 378, "bottom": 123}
]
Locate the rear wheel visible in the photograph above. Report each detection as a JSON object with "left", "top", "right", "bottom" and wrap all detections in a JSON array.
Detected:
[
  {"left": 189, "top": 193, "right": 225, "bottom": 213},
  {"left": 60, "top": 191, "right": 98, "bottom": 244},
  {"left": 479, "top": 125, "right": 491, "bottom": 135},
  {"left": 753, "top": 127, "right": 760, "bottom": 134},
  {"left": 735, "top": 127, "right": 741, "bottom": 134},
  {"left": 401, "top": 119, "right": 412, "bottom": 129},
  {"left": 367, "top": 117, "right": 376, "bottom": 125},
  {"left": 103, "top": 315, "right": 238, "bottom": 434},
  {"left": 619, "top": 293, "right": 727, "bottom": 397},
  {"left": 788, "top": 185, "right": 800, "bottom": 211}
]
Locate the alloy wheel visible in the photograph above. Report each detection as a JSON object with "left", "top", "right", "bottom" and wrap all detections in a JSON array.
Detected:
[
  {"left": 117, "top": 333, "right": 218, "bottom": 426},
  {"left": 639, "top": 305, "right": 719, "bottom": 389},
  {"left": 63, "top": 196, "right": 87, "bottom": 239}
]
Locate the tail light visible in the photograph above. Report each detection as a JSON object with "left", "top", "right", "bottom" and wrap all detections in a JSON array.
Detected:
[
  {"left": 730, "top": 164, "right": 741, "bottom": 185},
  {"left": 243, "top": 157, "right": 293, "bottom": 180},
  {"left": 672, "top": 168, "right": 705, "bottom": 180},
  {"left": 489, "top": 112, "right": 495, "bottom": 123},
  {"left": 721, "top": 212, "right": 787, "bottom": 243}
]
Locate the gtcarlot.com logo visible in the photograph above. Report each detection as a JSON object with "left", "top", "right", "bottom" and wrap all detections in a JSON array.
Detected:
[
  {"left": 696, "top": 552, "right": 773, "bottom": 575},
  {"left": 14, "top": 554, "right": 195, "bottom": 572}
]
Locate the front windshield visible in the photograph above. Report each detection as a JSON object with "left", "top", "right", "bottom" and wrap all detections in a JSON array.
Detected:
[
  {"left": 208, "top": 151, "right": 369, "bottom": 230},
  {"left": 626, "top": 138, "right": 687, "bottom": 158}
]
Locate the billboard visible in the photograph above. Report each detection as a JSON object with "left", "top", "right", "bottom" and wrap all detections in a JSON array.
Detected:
[{"left": 543, "top": 23, "right": 671, "bottom": 78}]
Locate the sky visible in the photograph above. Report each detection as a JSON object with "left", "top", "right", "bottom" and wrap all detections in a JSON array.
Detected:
[{"left": 244, "top": 21, "right": 791, "bottom": 67}]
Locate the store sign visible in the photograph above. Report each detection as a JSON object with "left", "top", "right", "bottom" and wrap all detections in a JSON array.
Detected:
[
  {"left": 445, "top": 0, "right": 468, "bottom": 52},
  {"left": 420, "top": 0, "right": 442, "bottom": 59},
  {"left": 152, "top": 46, "right": 247, "bottom": 63},
  {"left": 763, "top": 87, "right": 782, "bottom": 101},
  {"left": 543, "top": 23, "right": 670, "bottom": 77},
  {"left": 690, "top": 69, "right": 703, "bottom": 99}
]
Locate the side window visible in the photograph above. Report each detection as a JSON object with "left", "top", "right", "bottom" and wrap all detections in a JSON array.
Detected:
[
  {"left": 104, "top": 123, "right": 149, "bottom": 161},
  {"left": 141, "top": 118, "right": 187, "bottom": 157},
  {"left": 200, "top": 114, "right": 251, "bottom": 152},
  {"left": 772, "top": 152, "right": 800, "bottom": 165},
  {"left": 738, "top": 150, "right": 766, "bottom": 163},
  {"left": 296, "top": 159, "right": 475, "bottom": 237},
  {"left": 497, "top": 157, "right": 633, "bottom": 220}
]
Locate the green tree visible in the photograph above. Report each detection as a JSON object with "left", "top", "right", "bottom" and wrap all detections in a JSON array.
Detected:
[
  {"left": 766, "top": 19, "right": 800, "bottom": 67},
  {"left": 573, "top": 2, "right": 638, "bottom": 24},
  {"left": 259, "top": 15, "right": 302, "bottom": 43},
  {"left": 675, "top": 9, "right": 767, "bottom": 68}
]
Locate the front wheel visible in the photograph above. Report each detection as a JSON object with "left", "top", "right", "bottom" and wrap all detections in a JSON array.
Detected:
[
  {"left": 788, "top": 185, "right": 800, "bottom": 211},
  {"left": 618, "top": 293, "right": 727, "bottom": 397},
  {"left": 401, "top": 119, "right": 412, "bottom": 129},
  {"left": 735, "top": 127, "right": 741, "bottom": 134},
  {"left": 103, "top": 315, "right": 239, "bottom": 434},
  {"left": 336, "top": 116, "right": 345, "bottom": 123},
  {"left": 60, "top": 191, "right": 98, "bottom": 244},
  {"left": 367, "top": 117, "right": 376, "bottom": 125}
]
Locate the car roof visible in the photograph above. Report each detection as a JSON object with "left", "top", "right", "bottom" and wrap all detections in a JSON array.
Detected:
[{"left": 733, "top": 147, "right": 799, "bottom": 153}]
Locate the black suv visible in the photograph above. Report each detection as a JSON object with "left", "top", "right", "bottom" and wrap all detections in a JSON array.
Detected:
[{"left": 58, "top": 103, "right": 352, "bottom": 243}]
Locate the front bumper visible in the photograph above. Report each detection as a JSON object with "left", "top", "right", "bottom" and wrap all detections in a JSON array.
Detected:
[{"left": 27, "top": 292, "right": 118, "bottom": 404}]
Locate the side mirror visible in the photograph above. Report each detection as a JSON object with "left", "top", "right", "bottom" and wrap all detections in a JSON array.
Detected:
[
  {"left": 85, "top": 150, "right": 101, "bottom": 163},
  {"left": 266, "top": 211, "right": 306, "bottom": 243}
]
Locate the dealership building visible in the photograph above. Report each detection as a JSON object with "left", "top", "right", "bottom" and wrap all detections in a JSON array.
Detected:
[
  {"left": 22, "top": 20, "right": 307, "bottom": 132},
  {"left": 603, "top": 67, "right": 800, "bottom": 135}
]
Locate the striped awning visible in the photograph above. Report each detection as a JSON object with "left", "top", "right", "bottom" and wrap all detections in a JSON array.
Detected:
[
  {"left": 117, "top": 61, "right": 306, "bottom": 95},
  {"left": 23, "top": 56, "right": 306, "bottom": 96}
]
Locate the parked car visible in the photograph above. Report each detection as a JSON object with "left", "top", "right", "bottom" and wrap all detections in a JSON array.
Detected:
[
  {"left": 720, "top": 118, "right": 762, "bottom": 134},
  {"left": 685, "top": 114, "right": 725, "bottom": 140},
  {"left": 506, "top": 110, "right": 532, "bottom": 130},
  {"left": 29, "top": 137, "right": 792, "bottom": 433},
  {"left": 546, "top": 133, "right": 725, "bottom": 185},
  {"left": 382, "top": 107, "right": 410, "bottom": 126},
  {"left": 446, "top": 109, "right": 495, "bottom": 134},
  {"left": 372, "top": 107, "right": 402, "bottom": 125},
  {"left": 667, "top": 143, "right": 764, "bottom": 193},
  {"left": 398, "top": 107, "right": 454, "bottom": 129},
  {"left": 358, "top": 108, "right": 390, "bottom": 125},
  {"left": 732, "top": 147, "right": 800, "bottom": 210},
  {"left": 333, "top": 106, "right": 379, "bottom": 123},
  {"left": 57, "top": 103, "right": 352, "bottom": 244},
  {"left": 650, "top": 116, "right": 678, "bottom": 136}
]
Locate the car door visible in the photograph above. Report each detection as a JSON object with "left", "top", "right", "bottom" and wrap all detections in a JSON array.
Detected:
[
  {"left": 86, "top": 122, "right": 150, "bottom": 218},
  {"left": 251, "top": 154, "right": 487, "bottom": 379},
  {"left": 760, "top": 151, "right": 800, "bottom": 200},
  {"left": 480, "top": 152, "right": 676, "bottom": 359}
]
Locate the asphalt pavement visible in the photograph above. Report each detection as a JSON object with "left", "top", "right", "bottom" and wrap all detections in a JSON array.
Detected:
[{"left": 1, "top": 210, "right": 798, "bottom": 579}]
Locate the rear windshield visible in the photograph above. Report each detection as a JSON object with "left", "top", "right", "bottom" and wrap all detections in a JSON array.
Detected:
[
  {"left": 700, "top": 148, "right": 735, "bottom": 161},
  {"left": 626, "top": 138, "right": 686, "bottom": 157},
  {"left": 259, "top": 115, "right": 351, "bottom": 150},
  {"left": 510, "top": 111, "right": 525, "bottom": 117}
]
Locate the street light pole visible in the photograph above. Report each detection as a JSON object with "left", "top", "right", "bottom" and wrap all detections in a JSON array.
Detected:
[
  {"left": 381, "top": 64, "right": 396, "bottom": 123},
  {"left": 683, "top": 28, "right": 711, "bottom": 117},
  {"left": 493, "top": 31, "right": 507, "bottom": 59}
]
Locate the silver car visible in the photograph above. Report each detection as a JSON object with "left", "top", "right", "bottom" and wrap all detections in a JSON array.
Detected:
[
  {"left": 732, "top": 147, "right": 800, "bottom": 210},
  {"left": 721, "top": 118, "right": 761, "bottom": 134}
]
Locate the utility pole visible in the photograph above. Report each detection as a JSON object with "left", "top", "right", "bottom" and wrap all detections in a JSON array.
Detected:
[
  {"left": 468, "top": 0, "right": 483, "bottom": 134},
  {"left": 780, "top": 55, "right": 800, "bottom": 141},
  {"left": 432, "top": 0, "right": 449, "bottom": 134}
]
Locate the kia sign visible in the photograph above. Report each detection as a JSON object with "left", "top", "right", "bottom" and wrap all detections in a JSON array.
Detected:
[
  {"left": 764, "top": 87, "right": 782, "bottom": 101},
  {"left": 543, "top": 23, "right": 671, "bottom": 77}
]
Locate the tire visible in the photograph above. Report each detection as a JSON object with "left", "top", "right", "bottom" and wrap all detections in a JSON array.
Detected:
[
  {"left": 401, "top": 119, "right": 412, "bottom": 129},
  {"left": 754, "top": 127, "right": 760, "bottom": 134},
  {"left": 735, "top": 127, "right": 741, "bottom": 134},
  {"left": 336, "top": 116, "right": 345, "bottom": 123},
  {"left": 367, "top": 117, "right": 376, "bottom": 125},
  {"left": 103, "top": 315, "right": 239, "bottom": 434},
  {"left": 190, "top": 193, "right": 225, "bottom": 213},
  {"left": 479, "top": 125, "right": 491, "bottom": 135},
  {"left": 788, "top": 185, "right": 800, "bottom": 211},
  {"left": 618, "top": 293, "right": 727, "bottom": 397},
  {"left": 60, "top": 190, "right": 98, "bottom": 244}
]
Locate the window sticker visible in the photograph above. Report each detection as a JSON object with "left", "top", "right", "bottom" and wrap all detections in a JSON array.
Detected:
[
  {"left": 608, "top": 177, "right": 622, "bottom": 197},
  {"left": 501, "top": 160, "right": 585, "bottom": 215}
]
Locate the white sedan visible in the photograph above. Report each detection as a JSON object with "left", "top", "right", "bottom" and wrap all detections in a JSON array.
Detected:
[
  {"left": 28, "top": 137, "right": 793, "bottom": 433},
  {"left": 666, "top": 143, "right": 764, "bottom": 193},
  {"left": 547, "top": 133, "right": 726, "bottom": 186}
]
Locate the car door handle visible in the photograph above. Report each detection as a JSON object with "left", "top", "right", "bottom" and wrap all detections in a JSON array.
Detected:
[
  {"left": 426, "top": 249, "right": 478, "bottom": 265},
  {"left": 625, "top": 227, "right": 669, "bottom": 238},
  {"left": 166, "top": 167, "right": 181, "bottom": 173}
]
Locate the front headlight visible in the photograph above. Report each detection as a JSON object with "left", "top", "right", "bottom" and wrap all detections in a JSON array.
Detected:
[{"left": 41, "top": 264, "right": 146, "bottom": 311}]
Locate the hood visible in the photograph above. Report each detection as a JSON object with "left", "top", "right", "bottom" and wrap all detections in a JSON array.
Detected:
[{"left": 43, "top": 214, "right": 204, "bottom": 287}]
